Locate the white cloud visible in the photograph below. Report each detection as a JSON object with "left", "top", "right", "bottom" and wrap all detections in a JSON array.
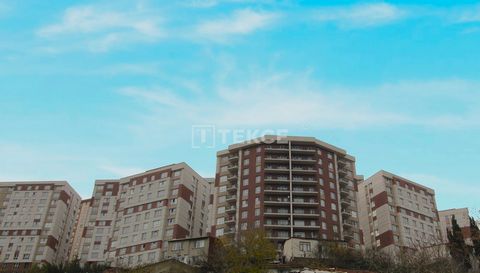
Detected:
[
  {"left": 194, "top": 9, "right": 279, "bottom": 42},
  {"left": 118, "top": 73, "right": 480, "bottom": 130},
  {"left": 37, "top": 4, "right": 164, "bottom": 52},
  {"left": 454, "top": 4, "right": 480, "bottom": 23},
  {"left": 99, "top": 164, "right": 144, "bottom": 178},
  {"left": 314, "top": 3, "right": 406, "bottom": 28}
]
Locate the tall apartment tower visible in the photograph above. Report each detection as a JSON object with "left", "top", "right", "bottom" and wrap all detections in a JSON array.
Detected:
[
  {"left": 69, "top": 199, "right": 91, "bottom": 261},
  {"left": 357, "top": 171, "right": 443, "bottom": 253},
  {"left": 78, "top": 180, "right": 120, "bottom": 265},
  {"left": 212, "top": 135, "right": 362, "bottom": 250},
  {"left": 0, "top": 181, "right": 81, "bottom": 272},
  {"left": 439, "top": 208, "right": 473, "bottom": 245},
  {"left": 77, "top": 163, "right": 210, "bottom": 268}
]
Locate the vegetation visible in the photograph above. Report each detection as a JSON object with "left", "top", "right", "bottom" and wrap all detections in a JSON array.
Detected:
[
  {"left": 23, "top": 260, "right": 109, "bottom": 273},
  {"left": 200, "top": 229, "right": 277, "bottom": 273},
  {"left": 471, "top": 217, "right": 480, "bottom": 260},
  {"left": 448, "top": 216, "right": 472, "bottom": 270},
  {"left": 319, "top": 243, "right": 464, "bottom": 273}
]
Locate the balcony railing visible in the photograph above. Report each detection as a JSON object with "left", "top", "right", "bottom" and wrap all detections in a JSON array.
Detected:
[{"left": 265, "top": 156, "right": 289, "bottom": 161}]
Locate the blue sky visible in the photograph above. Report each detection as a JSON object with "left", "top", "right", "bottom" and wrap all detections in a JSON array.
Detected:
[{"left": 0, "top": 0, "right": 479, "bottom": 213}]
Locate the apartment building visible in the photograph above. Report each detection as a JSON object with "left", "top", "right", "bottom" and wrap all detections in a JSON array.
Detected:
[
  {"left": 78, "top": 180, "right": 120, "bottom": 265},
  {"left": 358, "top": 171, "right": 443, "bottom": 253},
  {"left": 0, "top": 181, "right": 81, "bottom": 272},
  {"left": 77, "top": 163, "right": 211, "bottom": 268},
  {"left": 212, "top": 135, "right": 362, "bottom": 251},
  {"left": 69, "top": 199, "right": 91, "bottom": 261},
  {"left": 439, "top": 208, "right": 472, "bottom": 245}
]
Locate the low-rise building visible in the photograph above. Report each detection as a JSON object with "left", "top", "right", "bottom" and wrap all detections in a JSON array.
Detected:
[
  {"left": 439, "top": 208, "right": 473, "bottom": 245},
  {"left": 165, "top": 236, "right": 214, "bottom": 265},
  {"left": 283, "top": 238, "right": 348, "bottom": 262}
]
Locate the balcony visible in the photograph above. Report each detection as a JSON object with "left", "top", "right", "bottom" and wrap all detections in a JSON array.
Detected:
[
  {"left": 225, "top": 216, "right": 236, "bottom": 224},
  {"left": 292, "top": 188, "right": 318, "bottom": 195},
  {"left": 264, "top": 198, "right": 290, "bottom": 205},
  {"left": 293, "top": 210, "right": 320, "bottom": 218},
  {"left": 227, "top": 175, "right": 238, "bottom": 182},
  {"left": 264, "top": 165, "right": 290, "bottom": 173},
  {"left": 341, "top": 198, "right": 352, "bottom": 207},
  {"left": 291, "top": 146, "right": 316, "bottom": 154},
  {"left": 343, "top": 220, "right": 358, "bottom": 229},
  {"left": 225, "top": 206, "right": 236, "bottom": 213},
  {"left": 265, "top": 145, "right": 289, "bottom": 151},
  {"left": 264, "top": 187, "right": 290, "bottom": 194},
  {"left": 337, "top": 158, "right": 348, "bottom": 168},
  {"left": 264, "top": 210, "right": 290, "bottom": 217},
  {"left": 228, "top": 154, "right": 239, "bottom": 162},
  {"left": 265, "top": 176, "right": 289, "bottom": 183},
  {"left": 338, "top": 168, "right": 351, "bottom": 178},
  {"left": 264, "top": 222, "right": 290, "bottom": 228},
  {"left": 224, "top": 227, "right": 236, "bottom": 235},
  {"left": 291, "top": 166, "right": 316, "bottom": 174},
  {"left": 225, "top": 195, "right": 236, "bottom": 202},
  {"left": 339, "top": 178, "right": 349, "bottom": 187},
  {"left": 266, "top": 232, "right": 290, "bottom": 240},
  {"left": 227, "top": 164, "right": 238, "bottom": 172},
  {"left": 291, "top": 156, "right": 316, "bottom": 164},
  {"left": 264, "top": 156, "right": 289, "bottom": 163},
  {"left": 292, "top": 199, "right": 318, "bottom": 207},
  {"left": 227, "top": 185, "right": 237, "bottom": 192},
  {"left": 341, "top": 209, "right": 352, "bottom": 218},
  {"left": 343, "top": 230, "right": 355, "bottom": 241},
  {"left": 292, "top": 177, "right": 317, "bottom": 185},
  {"left": 293, "top": 224, "right": 320, "bottom": 229}
]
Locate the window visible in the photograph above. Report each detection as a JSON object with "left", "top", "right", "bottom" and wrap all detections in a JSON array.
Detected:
[
  {"left": 194, "top": 240, "right": 205, "bottom": 248},
  {"left": 217, "top": 217, "right": 225, "bottom": 225},
  {"left": 255, "top": 186, "right": 261, "bottom": 194},
  {"left": 299, "top": 242, "right": 311, "bottom": 252},
  {"left": 242, "top": 211, "right": 247, "bottom": 219},
  {"left": 219, "top": 186, "right": 227, "bottom": 193},
  {"left": 216, "top": 228, "right": 224, "bottom": 236},
  {"left": 242, "top": 179, "right": 249, "bottom": 186}
]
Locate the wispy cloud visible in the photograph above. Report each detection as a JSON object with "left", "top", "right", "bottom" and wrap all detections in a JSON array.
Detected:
[
  {"left": 454, "top": 4, "right": 480, "bottom": 23},
  {"left": 37, "top": 4, "right": 164, "bottom": 52},
  {"left": 118, "top": 71, "right": 480, "bottom": 130},
  {"left": 99, "top": 164, "right": 144, "bottom": 178},
  {"left": 314, "top": 3, "right": 407, "bottom": 28},
  {"left": 194, "top": 9, "right": 280, "bottom": 42}
]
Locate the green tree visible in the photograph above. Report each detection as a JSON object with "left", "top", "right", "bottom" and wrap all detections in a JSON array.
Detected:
[
  {"left": 447, "top": 216, "right": 472, "bottom": 270},
  {"left": 471, "top": 217, "right": 480, "bottom": 259},
  {"left": 200, "top": 229, "right": 277, "bottom": 273}
]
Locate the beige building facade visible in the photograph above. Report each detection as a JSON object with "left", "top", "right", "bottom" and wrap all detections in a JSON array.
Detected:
[
  {"left": 358, "top": 171, "right": 443, "bottom": 253},
  {"left": 0, "top": 181, "right": 81, "bottom": 272},
  {"left": 69, "top": 198, "right": 91, "bottom": 261},
  {"left": 76, "top": 163, "right": 211, "bottom": 268},
  {"left": 439, "top": 208, "right": 472, "bottom": 245}
]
